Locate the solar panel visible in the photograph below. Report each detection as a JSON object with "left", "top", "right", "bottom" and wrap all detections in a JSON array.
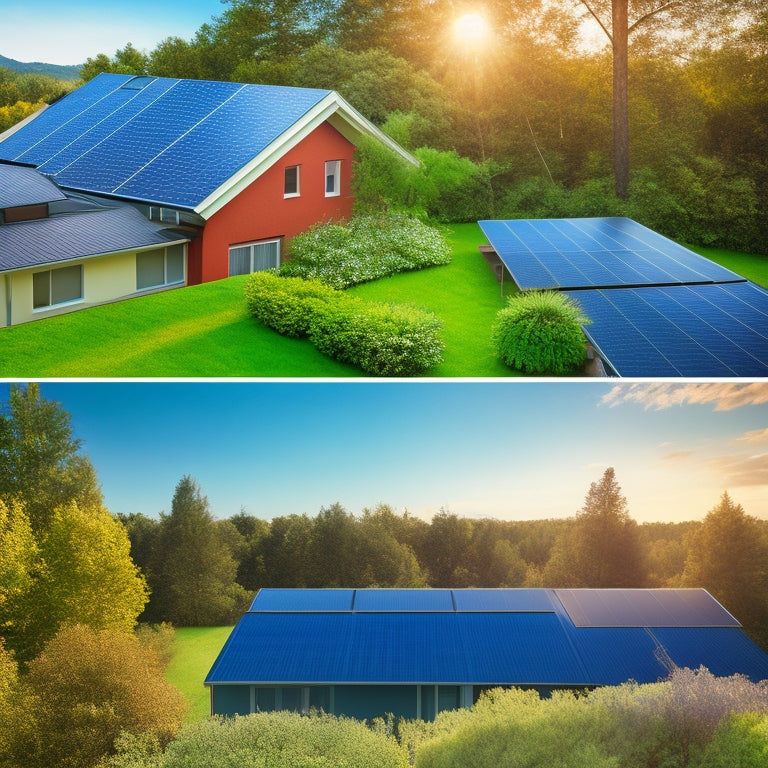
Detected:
[
  {"left": 353, "top": 589, "right": 454, "bottom": 612},
  {"left": 478, "top": 218, "right": 745, "bottom": 290},
  {"left": 249, "top": 589, "right": 354, "bottom": 612},
  {"left": 555, "top": 589, "right": 741, "bottom": 628},
  {"left": 568, "top": 282, "right": 768, "bottom": 377},
  {"left": 453, "top": 588, "right": 554, "bottom": 612}
]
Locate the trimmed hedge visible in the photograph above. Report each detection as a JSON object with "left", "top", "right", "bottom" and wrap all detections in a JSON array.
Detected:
[
  {"left": 244, "top": 271, "right": 443, "bottom": 376},
  {"left": 281, "top": 214, "right": 451, "bottom": 289},
  {"left": 493, "top": 290, "right": 590, "bottom": 376}
]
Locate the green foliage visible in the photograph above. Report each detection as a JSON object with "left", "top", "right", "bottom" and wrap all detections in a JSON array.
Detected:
[
  {"left": 698, "top": 713, "right": 768, "bottom": 768},
  {"left": 492, "top": 290, "right": 589, "bottom": 375},
  {"left": 244, "top": 271, "right": 338, "bottom": 337},
  {"left": 2, "top": 625, "right": 187, "bottom": 768},
  {"left": 282, "top": 214, "right": 451, "bottom": 289},
  {"left": 352, "top": 134, "right": 415, "bottom": 215},
  {"left": 148, "top": 477, "right": 248, "bottom": 626}
]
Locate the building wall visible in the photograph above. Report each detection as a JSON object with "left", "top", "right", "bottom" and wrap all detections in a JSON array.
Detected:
[
  {"left": 209, "top": 683, "right": 474, "bottom": 721},
  {"left": 1, "top": 246, "right": 187, "bottom": 327},
  {"left": 196, "top": 120, "right": 355, "bottom": 284}
]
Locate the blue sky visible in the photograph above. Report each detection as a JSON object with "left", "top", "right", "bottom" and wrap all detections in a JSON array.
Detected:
[
  {"left": 2, "top": 0, "right": 225, "bottom": 65},
  {"left": 4, "top": 381, "right": 765, "bottom": 524}
]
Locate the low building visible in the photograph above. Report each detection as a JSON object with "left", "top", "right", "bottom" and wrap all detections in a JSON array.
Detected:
[{"left": 205, "top": 587, "right": 768, "bottom": 721}]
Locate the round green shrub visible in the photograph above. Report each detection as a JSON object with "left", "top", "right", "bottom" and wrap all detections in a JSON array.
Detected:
[{"left": 492, "top": 291, "right": 590, "bottom": 375}]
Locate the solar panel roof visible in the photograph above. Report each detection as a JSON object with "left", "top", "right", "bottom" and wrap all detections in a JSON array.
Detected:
[
  {"left": 478, "top": 218, "right": 744, "bottom": 291},
  {"left": 567, "top": 281, "right": 768, "bottom": 377},
  {"left": 555, "top": 589, "right": 741, "bottom": 628},
  {"left": 0, "top": 73, "right": 333, "bottom": 210}
]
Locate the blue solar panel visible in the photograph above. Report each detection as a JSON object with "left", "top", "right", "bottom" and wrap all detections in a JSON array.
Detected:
[
  {"left": 249, "top": 589, "right": 354, "bottom": 612},
  {"left": 478, "top": 218, "right": 745, "bottom": 290},
  {"left": 568, "top": 282, "right": 768, "bottom": 377},
  {"left": 453, "top": 588, "right": 554, "bottom": 612},
  {"left": 0, "top": 73, "right": 332, "bottom": 210},
  {"left": 354, "top": 589, "right": 454, "bottom": 612}
]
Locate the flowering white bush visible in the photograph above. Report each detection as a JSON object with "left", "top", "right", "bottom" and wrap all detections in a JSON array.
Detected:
[{"left": 282, "top": 214, "right": 451, "bottom": 289}]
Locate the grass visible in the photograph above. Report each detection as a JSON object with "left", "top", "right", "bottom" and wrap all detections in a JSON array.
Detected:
[
  {"left": 165, "top": 626, "right": 233, "bottom": 722},
  {"left": 0, "top": 224, "right": 764, "bottom": 378}
]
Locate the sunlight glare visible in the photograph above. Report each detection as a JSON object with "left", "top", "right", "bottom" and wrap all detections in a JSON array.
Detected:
[{"left": 454, "top": 12, "right": 488, "bottom": 45}]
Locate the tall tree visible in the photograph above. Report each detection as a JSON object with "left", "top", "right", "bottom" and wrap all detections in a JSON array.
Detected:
[
  {"left": 545, "top": 467, "right": 646, "bottom": 587},
  {"left": 681, "top": 492, "right": 768, "bottom": 646},
  {"left": 149, "top": 476, "right": 247, "bottom": 626},
  {"left": 0, "top": 383, "right": 102, "bottom": 534},
  {"left": 576, "top": 0, "right": 760, "bottom": 198}
]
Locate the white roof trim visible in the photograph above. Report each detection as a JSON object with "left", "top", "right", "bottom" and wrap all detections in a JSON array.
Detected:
[{"left": 194, "top": 91, "right": 417, "bottom": 220}]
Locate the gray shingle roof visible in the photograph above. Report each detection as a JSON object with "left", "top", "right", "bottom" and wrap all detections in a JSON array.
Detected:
[{"left": 0, "top": 164, "right": 66, "bottom": 208}]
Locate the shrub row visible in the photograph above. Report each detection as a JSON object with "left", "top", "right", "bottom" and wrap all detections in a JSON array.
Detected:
[
  {"left": 280, "top": 214, "right": 451, "bottom": 289},
  {"left": 244, "top": 272, "right": 443, "bottom": 376}
]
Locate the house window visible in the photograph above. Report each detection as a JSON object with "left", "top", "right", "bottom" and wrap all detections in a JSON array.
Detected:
[
  {"left": 148, "top": 207, "right": 180, "bottom": 225},
  {"left": 284, "top": 165, "right": 300, "bottom": 197},
  {"left": 229, "top": 239, "right": 281, "bottom": 276},
  {"left": 325, "top": 160, "right": 341, "bottom": 197},
  {"left": 136, "top": 244, "right": 185, "bottom": 291},
  {"left": 32, "top": 264, "right": 83, "bottom": 309}
]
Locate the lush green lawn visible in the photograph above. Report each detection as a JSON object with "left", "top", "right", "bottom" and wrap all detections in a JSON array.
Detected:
[
  {"left": 165, "top": 626, "right": 233, "bottom": 722},
  {"left": 0, "top": 223, "right": 764, "bottom": 378}
]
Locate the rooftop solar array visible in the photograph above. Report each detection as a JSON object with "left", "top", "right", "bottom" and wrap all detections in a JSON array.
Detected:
[
  {"left": 478, "top": 218, "right": 744, "bottom": 291},
  {"left": 0, "top": 73, "right": 332, "bottom": 210},
  {"left": 207, "top": 588, "right": 768, "bottom": 687},
  {"left": 555, "top": 588, "right": 741, "bottom": 628},
  {"left": 567, "top": 282, "right": 768, "bottom": 377}
]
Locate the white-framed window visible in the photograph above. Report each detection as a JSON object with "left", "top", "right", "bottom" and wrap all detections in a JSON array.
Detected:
[
  {"left": 33, "top": 264, "right": 83, "bottom": 310},
  {"left": 148, "top": 206, "right": 180, "bottom": 225},
  {"left": 136, "top": 244, "right": 186, "bottom": 291},
  {"left": 284, "top": 165, "right": 300, "bottom": 198},
  {"left": 324, "top": 160, "right": 341, "bottom": 197},
  {"left": 229, "top": 238, "right": 281, "bottom": 276}
]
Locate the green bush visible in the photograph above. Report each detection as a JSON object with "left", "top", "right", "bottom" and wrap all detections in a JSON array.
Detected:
[
  {"left": 107, "top": 711, "right": 409, "bottom": 768},
  {"left": 309, "top": 297, "right": 444, "bottom": 377},
  {"left": 282, "top": 214, "right": 451, "bottom": 289},
  {"left": 492, "top": 291, "right": 589, "bottom": 375},
  {"left": 697, "top": 713, "right": 768, "bottom": 768},
  {"left": 244, "top": 272, "right": 443, "bottom": 376},
  {"left": 243, "top": 272, "right": 338, "bottom": 338}
]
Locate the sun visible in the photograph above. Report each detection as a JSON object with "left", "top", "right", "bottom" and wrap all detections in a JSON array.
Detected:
[{"left": 454, "top": 12, "right": 488, "bottom": 44}]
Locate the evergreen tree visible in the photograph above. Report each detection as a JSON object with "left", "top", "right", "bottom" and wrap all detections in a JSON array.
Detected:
[
  {"left": 681, "top": 492, "right": 768, "bottom": 646},
  {"left": 545, "top": 467, "right": 647, "bottom": 587},
  {"left": 149, "top": 476, "right": 247, "bottom": 626}
]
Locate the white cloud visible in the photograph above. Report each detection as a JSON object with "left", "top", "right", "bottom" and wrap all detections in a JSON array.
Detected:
[
  {"left": 601, "top": 382, "right": 768, "bottom": 411},
  {"left": 736, "top": 427, "right": 768, "bottom": 444}
]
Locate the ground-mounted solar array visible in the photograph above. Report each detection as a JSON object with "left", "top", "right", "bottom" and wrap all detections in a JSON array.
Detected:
[
  {"left": 478, "top": 217, "right": 768, "bottom": 377},
  {"left": 0, "top": 73, "right": 332, "bottom": 210}
]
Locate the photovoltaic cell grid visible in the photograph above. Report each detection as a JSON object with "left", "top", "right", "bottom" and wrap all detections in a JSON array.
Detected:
[
  {"left": 555, "top": 589, "right": 741, "bottom": 628},
  {"left": 567, "top": 282, "right": 768, "bottom": 377},
  {"left": 0, "top": 73, "right": 332, "bottom": 209},
  {"left": 478, "top": 218, "right": 744, "bottom": 290}
]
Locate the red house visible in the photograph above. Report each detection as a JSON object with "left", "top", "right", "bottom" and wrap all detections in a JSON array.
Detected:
[{"left": 0, "top": 74, "right": 415, "bottom": 317}]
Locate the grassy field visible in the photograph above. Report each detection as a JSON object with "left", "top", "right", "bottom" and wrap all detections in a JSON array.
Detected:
[
  {"left": 166, "top": 626, "right": 233, "bottom": 722},
  {"left": 0, "top": 223, "right": 764, "bottom": 378}
]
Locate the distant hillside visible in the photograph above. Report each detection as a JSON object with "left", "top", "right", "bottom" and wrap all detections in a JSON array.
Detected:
[{"left": 0, "top": 54, "right": 81, "bottom": 81}]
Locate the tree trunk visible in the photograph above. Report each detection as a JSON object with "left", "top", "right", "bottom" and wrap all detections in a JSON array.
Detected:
[{"left": 612, "top": 0, "right": 630, "bottom": 199}]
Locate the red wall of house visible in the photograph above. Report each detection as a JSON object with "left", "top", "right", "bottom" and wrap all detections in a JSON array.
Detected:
[{"left": 194, "top": 121, "right": 356, "bottom": 284}]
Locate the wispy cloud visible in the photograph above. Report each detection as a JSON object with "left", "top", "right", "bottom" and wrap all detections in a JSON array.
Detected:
[
  {"left": 601, "top": 382, "right": 768, "bottom": 411},
  {"left": 736, "top": 427, "right": 768, "bottom": 444},
  {"left": 709, "top": 453, "right": 768, "bottom": 487},
  {"left": 661, "top": 450, "right": 695, "bottom": 463}
]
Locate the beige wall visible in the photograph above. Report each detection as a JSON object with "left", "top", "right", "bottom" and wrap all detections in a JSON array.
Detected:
[{"left": 1, "top": 246, "right": 186, "bottom": 327}]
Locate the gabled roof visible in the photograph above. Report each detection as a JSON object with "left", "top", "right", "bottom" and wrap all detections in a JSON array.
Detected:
[
  {"left": 0, "top": 163, "right": 66, "bottom": 208},
  {"left": 0, "top": 203, "right": 187, "bottom": 272},
  {"left": 205, "top": 588, "right": 768, "bottom": 688},
  {"left": 0, "top": 73, "right": 416, "bottom": 218}
]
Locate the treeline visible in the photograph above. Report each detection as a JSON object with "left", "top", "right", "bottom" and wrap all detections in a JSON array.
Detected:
[
  {"left": 120, "top": 469, "right": 768, "bottom": 651},
  {"left": 0, "top": 66, "right": 72, "bottom": 132},
  {"left": 70, "top": 0, "right": 767, "bottom": 253}
]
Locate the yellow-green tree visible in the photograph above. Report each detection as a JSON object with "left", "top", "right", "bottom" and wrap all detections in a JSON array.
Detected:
[{"left": 4, "top": 625, "right": 187, "bottom": 768}]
